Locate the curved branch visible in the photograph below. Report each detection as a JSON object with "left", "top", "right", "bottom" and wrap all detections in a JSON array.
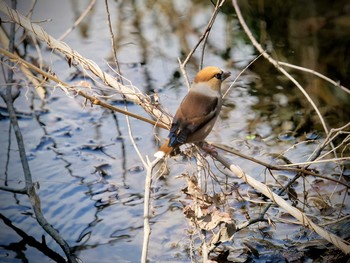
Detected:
[
  {"left": 0, "top": 1, "right": 170, "bottom": 126},
  {"left": 0, "top": 47, "right": 170, "bottom": 130},
  {"left": 58, "top": 0, "right": 97, "bottom": 41},
  {"left": 211, "top": 142, "right": 350, "bottom": 188},
  {"left": 231, "top": 0, "right": 329, "bottom": 135},
  {"left": 278, "top": 61, "right": 350, "bottom": 96},
  {"left": 213, "top": 153, "right": 350, "bottom": 254}
]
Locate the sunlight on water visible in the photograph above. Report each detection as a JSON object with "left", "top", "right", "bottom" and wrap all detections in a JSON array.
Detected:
[{"left": 0, "top": 0, "right": 349, "bottom": 262}]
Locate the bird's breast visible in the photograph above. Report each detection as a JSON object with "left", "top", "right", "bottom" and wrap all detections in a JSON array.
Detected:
[{"left": 189, "top": 83, "right": 221, "bottom": 98}]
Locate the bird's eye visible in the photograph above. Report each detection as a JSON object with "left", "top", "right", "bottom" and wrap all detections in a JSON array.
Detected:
[{"left": 214, "top": 73, "right": 222, "bottom": 80}]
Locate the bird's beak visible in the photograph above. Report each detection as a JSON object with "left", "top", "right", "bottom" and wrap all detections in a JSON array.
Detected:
[{"left": 222, "top": 71, "right": 231, "bottom": 81}]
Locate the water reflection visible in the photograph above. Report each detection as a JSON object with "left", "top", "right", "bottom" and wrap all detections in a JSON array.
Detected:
[
  {"left": 240, "top": 0, "right": 350, "bottom": 130},
  {"left": 1, "top": 0, "right": 349, "bottom": 262}
]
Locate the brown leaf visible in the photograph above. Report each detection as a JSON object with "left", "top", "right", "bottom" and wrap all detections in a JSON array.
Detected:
[
  {"left": 209, "top": 222, "right": 236, "bottom": 250},
  {"left": 197, "top": 210, "right": 232, "bottom": 231}
]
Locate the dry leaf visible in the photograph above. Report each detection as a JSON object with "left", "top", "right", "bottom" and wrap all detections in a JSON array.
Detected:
[
  {"left": 198, "top": 210, "right": 232, "bottom": 231},
  {"left": 209, "top": 222, "right": 236, "bottom": 251}
]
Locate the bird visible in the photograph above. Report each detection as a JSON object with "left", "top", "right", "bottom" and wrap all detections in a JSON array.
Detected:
[{"left": 154, "top": 66, "right": 231, "bottom": 158}]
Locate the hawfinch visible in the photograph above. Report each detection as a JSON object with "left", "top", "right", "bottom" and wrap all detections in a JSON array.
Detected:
[{"left": 155, "top": 66, "right": 230, "bottom": 158}]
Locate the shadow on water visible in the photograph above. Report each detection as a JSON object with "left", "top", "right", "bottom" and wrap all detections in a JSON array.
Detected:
[{"left": 0, "top": 0, "right": 349, "bottom": 262}]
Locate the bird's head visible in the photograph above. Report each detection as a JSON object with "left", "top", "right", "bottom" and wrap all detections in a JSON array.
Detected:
[{"left": 193, "top": 66, "right": 231, "bottom": 91}]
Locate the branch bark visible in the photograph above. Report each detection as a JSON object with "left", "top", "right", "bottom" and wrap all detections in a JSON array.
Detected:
[
  {"left": 0, "top": 0, "right": 170, "bottom": 127},
  {"left": 231, "top": 0, "right": 329, "bottom": 135},
  {"left": 213, "top": 153, "right": 350, "bottom": 254}
]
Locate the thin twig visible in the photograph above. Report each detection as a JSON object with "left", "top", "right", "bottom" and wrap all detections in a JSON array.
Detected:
[
  {"left": 0, "top": 1, "right": 77, "bottom": 261},
  {"left": 178, "top": 0, "right": 226, "bottom": 89},
  {"left": 0, "top": 47, "right": 169, "bottom": 130},
  {"left": 212, "top": 153, "right": 350, "bottom": 254},
  {"left": 0, "top": 1, "right": 170, "bottom": 126},
  {"left": 231, "top": 0, "right": 329, "bottom": 135},
  {"left": 24, "top": 0, "right": 37, "bottom": 18},
  {"left": 104, "top": 0, "right": 123, "bottom": 83},
  {"left": 177, "top": 57, "right": 191, "bottom": 90},
  {"left": 308, "top": 123, "right": 350, "bottom": 162},
  {"left": 223, "top": 52, "right": 264, "bottom": 98},
  {"left": 58, "top": 0, "right": 96, "bottom": 41},
  {"left": 141, "top": 157, "right": 162, "bottom": 263},
  {"left": 211, "top": 143, "right": 313, "bottom": 175},
  {"left": 123, "top": 58, "right": 163, "bottom": 262},
  {"left": 281, "top": 157, "right": 350, "bottom": 167},
  {"left": 125, "top": 113, "right": 147, "bottom": 168},
  {"left": 199, "top": 0, "right": 221, "bottom": 69},
  {"left": 0, "top": 27, "right": 46, "bottom": 100},
  {"left": 182, "top": 0, "right": 226, "bottom": 67},
  {"left": 278, "top": 61, "right": 350, "bottom": 96}
]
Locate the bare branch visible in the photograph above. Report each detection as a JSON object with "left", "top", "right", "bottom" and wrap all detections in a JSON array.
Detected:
[
  {"left": 104, "top": 0, "right": 123, "bottom": 81},
  {"left": 213, "top": 153, "right": 350, "bottom": 254},
  {"left": 182, "top": 0, "right": 226, "bottom": 67},
  {"left": 0, "top": 1, "right": 77, "bottom": 261},
  {"left": 0, "top": 1, "right": 170, "bottom": 125},
  {"left": 278, "top": 61, "right": 350, "bottom": 96},
  {"left": 0, "top": 27, "right": 46, "bottom": 100},
  {"left": 58, "top": 0, "right": 96, "bottom": 41},
  {"left": 231, "top": 0, "right": 329, "bottom": 135},
  {"left": 0, "top": 47, "right": 170, "bottom": 130}
]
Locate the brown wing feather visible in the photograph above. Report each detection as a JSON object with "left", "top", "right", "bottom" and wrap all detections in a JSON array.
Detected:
[
  {"left": 176, "top": 92, "right": 218, "bottom": 131},
  {"left": 168, "top": 92, "right": 218, "bottom": 147}
]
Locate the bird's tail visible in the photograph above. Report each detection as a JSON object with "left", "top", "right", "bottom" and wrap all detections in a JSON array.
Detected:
[{"left": 154, "top": 138, "right": 173, "bottom": 158}]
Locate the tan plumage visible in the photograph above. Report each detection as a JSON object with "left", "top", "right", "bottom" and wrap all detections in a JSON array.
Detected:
[{"left": 155, "top": 66, "right": 231, "bottom": 158}]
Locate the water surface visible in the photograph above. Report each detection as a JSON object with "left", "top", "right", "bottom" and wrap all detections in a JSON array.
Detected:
[{"left": 0, "top": 0, "right": 349, "bottom": 262}]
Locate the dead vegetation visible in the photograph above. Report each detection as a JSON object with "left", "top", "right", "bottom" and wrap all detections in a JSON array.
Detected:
[{"left": 0, "top": 0, "right": 349, "bottom": 262}]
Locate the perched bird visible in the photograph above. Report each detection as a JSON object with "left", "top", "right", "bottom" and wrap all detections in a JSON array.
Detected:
[{"left": 155, "top": 66, "right": 231, "bottom": 158}]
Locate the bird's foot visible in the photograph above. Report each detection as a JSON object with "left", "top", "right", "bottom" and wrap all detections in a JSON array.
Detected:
[{"left": 200, "top": 142, "right": 218, "bottom": 157}]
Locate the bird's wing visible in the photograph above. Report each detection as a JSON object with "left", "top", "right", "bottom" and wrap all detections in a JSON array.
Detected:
[{"left": 168, "top": 92, "right": 219, "bottom": 147}]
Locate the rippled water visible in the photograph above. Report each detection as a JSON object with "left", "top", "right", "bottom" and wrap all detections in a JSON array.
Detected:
[{"left": 1, "top": 0, "right": 349, "bottom": 262}]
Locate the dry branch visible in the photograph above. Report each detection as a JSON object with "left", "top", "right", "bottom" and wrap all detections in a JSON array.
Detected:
[
  {"left": 58, "top": 0, "right": 96, "bottom": 41},
  {"left": 178, "top": 0, "right": 227, "bottom": 89},
  {"left": 0, "top": 0, "right": 171, "bottom": 127},
  {"left": 211, "top": 142, "right": 350, "bottom": 188},
  {"left": 214, "top": 154, "right": 350, "bottom": 254},
  {"left": 0, "top": 26, "right": 46, "bottom": 100},
  {"left": 2, "top": 0, "right": 349, "bottom": 259},
  {"left": 278, "top": 61, "right": 350, "bottom": 96},
  {"left": 0, "top": 47, "right": 169, "bottom": 130},
  {"left": 231, "top": 0, "right": 329, "bottom": 135},
  {"left": 1, "top": 1, "right": 77, "bottom": 260}
]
